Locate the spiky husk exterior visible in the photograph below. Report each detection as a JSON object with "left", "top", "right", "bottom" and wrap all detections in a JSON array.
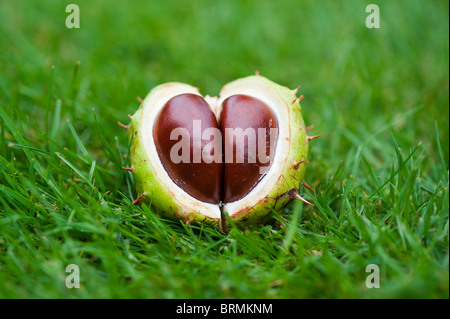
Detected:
[
  {"left": 128, "top": 95, "right": 221, "bottom": 227},
  {"left": 128, "top": 76, "right": 308, "bottom": 228},
  {"left": 223, "top": 76, "right": 308, "bottom": 227}
]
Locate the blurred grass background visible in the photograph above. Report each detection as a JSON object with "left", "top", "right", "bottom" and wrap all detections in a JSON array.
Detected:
[{"left": 0, "top": 0, "right": 448, "bottom": 298}]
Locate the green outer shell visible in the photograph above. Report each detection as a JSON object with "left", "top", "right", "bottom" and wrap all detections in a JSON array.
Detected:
[
  {"left": 128, "top": 97, "right": 221, "bottom": 227},
  {"left": 128, "top": 75, "right": 308, "bottom": 228},
  {"left": 223, "top": 75, "right": 308, "bottom": 227}
]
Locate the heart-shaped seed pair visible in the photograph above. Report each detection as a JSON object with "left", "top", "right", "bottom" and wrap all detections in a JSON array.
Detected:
[{"left": 153, "top": 93, "right": 279, "bottom": 204}]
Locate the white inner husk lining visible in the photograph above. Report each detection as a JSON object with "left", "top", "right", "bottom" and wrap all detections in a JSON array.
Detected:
[{"left": 140, "top": 80, "right": 289, "bottom": 220}]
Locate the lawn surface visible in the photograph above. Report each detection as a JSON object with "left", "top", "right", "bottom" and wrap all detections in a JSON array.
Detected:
[{"left": 0, "top": 0, "right": 448, "bottom": 298}]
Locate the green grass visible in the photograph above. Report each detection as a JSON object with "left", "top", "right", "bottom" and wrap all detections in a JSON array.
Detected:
[{"left": 0, "top": 0, "right": 448, "bottom": 298}]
